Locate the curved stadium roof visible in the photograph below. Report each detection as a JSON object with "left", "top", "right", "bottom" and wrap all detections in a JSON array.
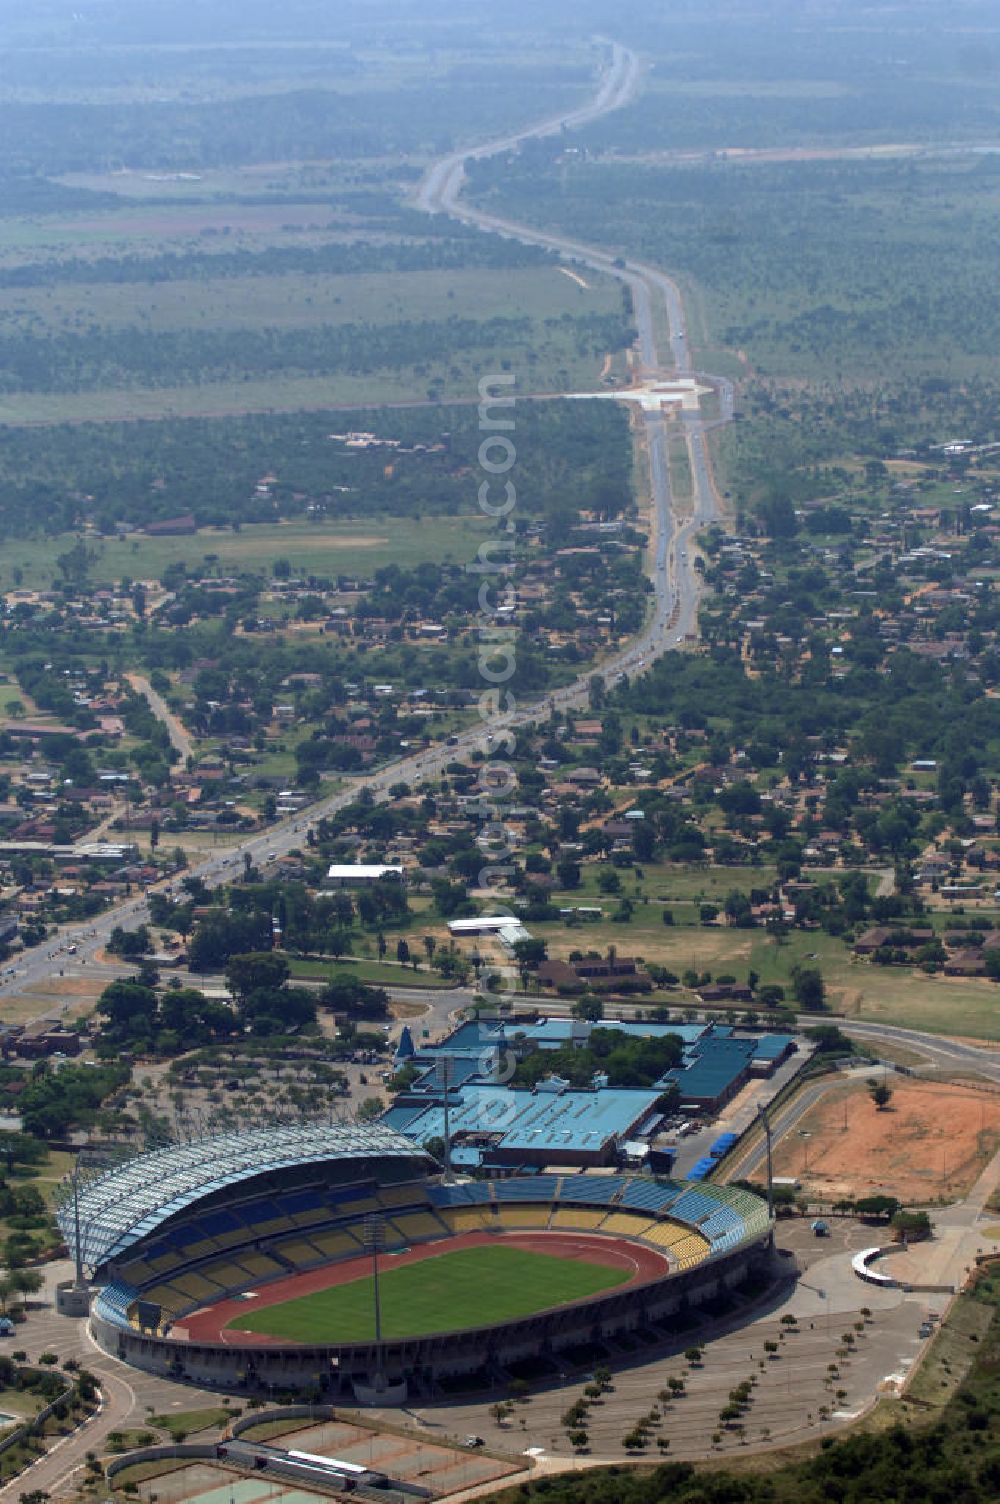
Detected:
[{"left": 58, "top": 1122, "right": 427, "bottom": 1271}]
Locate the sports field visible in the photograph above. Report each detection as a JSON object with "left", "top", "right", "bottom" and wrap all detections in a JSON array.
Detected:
[{"left": 226, "top": 1244, "right": 629, "bottom": 1342}]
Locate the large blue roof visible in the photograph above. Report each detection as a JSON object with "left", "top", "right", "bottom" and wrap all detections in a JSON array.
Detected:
[
  {"left": 57, "top": 1122, "right": 425, "bottom": 1271},
  {"left": 386, "top": 1083, "right": 661, "bottom": 1159}
]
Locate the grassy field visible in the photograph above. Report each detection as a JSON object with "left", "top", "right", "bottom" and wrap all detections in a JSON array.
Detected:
[
  {"left": 287, "top": 955, "right": 452, "bottom": 990},
  {"left": 513, "top": 860, "right": 1000, "bottom": 1040},
  {"left": 0, "top": 259, "right": 621, "bottom": 424},
  {"left": 227, "top": 1244, "right": 629, "bottom": 1341},
  {"left": 0, "top": 516, "right": 495, "bottom": 591},
  {"left": 0, "top": 266, "right": 618, "bottom": 337}
]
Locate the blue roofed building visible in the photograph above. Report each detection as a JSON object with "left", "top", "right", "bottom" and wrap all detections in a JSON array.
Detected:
[
  {"left": 383, "top": 1014, "right": 797, "bottom": 1169},
  {"left": 382, "top": 1081, "right": 665, "bottom": 1170}
]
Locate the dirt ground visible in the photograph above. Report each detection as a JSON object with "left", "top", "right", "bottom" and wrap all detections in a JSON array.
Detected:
[{"left": 772, "top": 1077, "right": 1000, "bottom": 1203}]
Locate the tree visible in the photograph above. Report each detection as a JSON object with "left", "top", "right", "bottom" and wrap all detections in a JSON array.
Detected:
[
  {"left": 792, "top": 965, "right": 826, "bottom": 1012},
  {"left": 512, "top": 937, "right": 547, "bottom": 969},
  {"left": 10, "top": 1268, "right": 42, "bottom": 1308},
  {"left": 319, "top": 977, "right": 390, "bottom": 1020},
  {"left": 571, "top": 996, "right": 603, "bottom": 1022},
  {"left": 855, "top": 1193, "right": 900, "bottom": 1221},
  {"left": 224, "top": 951, "right": 290, "bottom": 1004},
  {"left": 422, "top": 935, "right": 437, "bottom": 966},
  {"left": 396, "top": 939, "right": 410, "bottom": 966},
  {"left": 984, "top": 948, "right": 1000, "bottom": 981},
  {"left": 868, "top": 1078, "right": 893, "bottom": 1110}
]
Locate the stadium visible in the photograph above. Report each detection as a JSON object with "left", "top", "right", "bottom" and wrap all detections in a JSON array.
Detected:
[{"left": 61, "top": 1125, "right": 774, "bottom": 1400}]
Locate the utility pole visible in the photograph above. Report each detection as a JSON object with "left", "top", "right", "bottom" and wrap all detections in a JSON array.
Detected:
[{"left": 363, "top": 1214, "right": 386, "bottom": 1391}]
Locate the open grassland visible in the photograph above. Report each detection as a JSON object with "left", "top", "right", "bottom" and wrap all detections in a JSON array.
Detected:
[
  {"left": 0, "top": 342, "right": 605, "bottom": 426},
  {"left": 226, "top": 1244, "right": 629, "bottom": 1342},
  {"left": 0, "top": 265, "right": 619, "bottom": 336},
  {"left": 0, "top": 516, "right": 494, "bottom": 591},
  {"left": 515, "top": 861, "right": 1000, "bottom": 1040},
  {"left": 286, "top": 955, "right": 452, "bottom": 991}
]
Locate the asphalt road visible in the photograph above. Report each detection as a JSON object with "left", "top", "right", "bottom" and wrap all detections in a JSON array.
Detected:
[
  {"left": 2, "top": 40, "right": 980, "bottom": 1114},
  {"left": 0, "top": 39, "right": 719, "bottom": 1014}
]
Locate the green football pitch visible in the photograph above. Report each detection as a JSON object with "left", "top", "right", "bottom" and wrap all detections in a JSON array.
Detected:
[{"left": 226, "top": 1244, "right": 630, "bottom": 1342}]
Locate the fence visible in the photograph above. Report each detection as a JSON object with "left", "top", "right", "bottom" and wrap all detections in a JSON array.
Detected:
[{"left": 0, "top": 1371, "right": 75, "bottom": 1461}]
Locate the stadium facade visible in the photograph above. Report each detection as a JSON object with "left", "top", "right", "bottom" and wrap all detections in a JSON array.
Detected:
[{"left": 62, "top": 1124, "right": 774, "bottom": 1397}]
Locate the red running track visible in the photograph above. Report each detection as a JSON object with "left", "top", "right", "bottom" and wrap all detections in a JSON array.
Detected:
[{"left": 178, "top": 1231, "right": 670, "bottom": 1347}]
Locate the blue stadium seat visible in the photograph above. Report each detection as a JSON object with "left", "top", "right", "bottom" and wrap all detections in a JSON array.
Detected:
[
  {"left": 556, "top": 1176, "right": 624, "bottom": 1206},
  {"left": 494, "top": 1176, "right": 560, "bottom": 1202},
  {"left": 95, "top": 1281, "right": 139, "bottom": 1329},
  {"left": 235, "top": 1197, "right": 283, "bottom": 1224},
  {"left": 700, "top": 1207, "right": 743, "bottom": 1246},
  {"left": 620, "top": 1179, "right": 680, "bottom": 1212},
  {"left": 196, "top": 1210, "right": 245, "bottom": 1238},
  {"left": 670, "top": 1188, "right": 719, "bottom": 1223},
  {"left": 277, "top": 1189, "right": 327, "bottom": 1215},
  {"left": 427, "top": 1182, "right": 492, "bottom": 1207}
]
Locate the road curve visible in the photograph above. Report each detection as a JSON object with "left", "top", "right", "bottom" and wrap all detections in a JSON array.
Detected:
[
  {"left": 5, "top": 39, "right": 1000, "bottom": 1105},
  {"left": 0, "top": 38, "right": 712, "bottom": 1011}
]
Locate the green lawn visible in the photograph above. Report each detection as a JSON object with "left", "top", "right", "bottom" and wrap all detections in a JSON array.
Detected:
[
  {"left": 0, "top": 516, "right": 494, "bottom": 592},
  {"left": 0, "top": 266, "right": 618, "bottom": 337},
  {"left": 226, "top": 1244, "right": 628, "bottom": 1341},
  {"left": 287, "top": 955, "right": 452, "bottom": 990}
]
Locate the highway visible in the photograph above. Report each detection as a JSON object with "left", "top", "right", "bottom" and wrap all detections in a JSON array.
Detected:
[
  {"left": 6, "top": 38, "right": 983, "bottom": 1122},
  {"left": 4, "top": 38, "right": 1000, "bottom": 1143},
  {"left": 0, "top": 38, "right": 723, "bottom": 1013}
]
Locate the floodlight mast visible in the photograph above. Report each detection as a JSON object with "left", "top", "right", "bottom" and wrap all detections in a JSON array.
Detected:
[
  {"left": 757, "top": 1104, "right": 775, "bottom": 1225},
  {"left": 441, "top": 1055, "right": 454, "bottom": 1185},
  {"left": 363, "top": 1214, "right": 386, "bottom": 1390},
  {"left": 72, "top": 1167, "right": 84, "bottom": 1287}
]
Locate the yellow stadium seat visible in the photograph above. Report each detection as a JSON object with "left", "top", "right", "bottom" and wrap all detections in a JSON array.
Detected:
[
  {"left": 199, "top": 1260, "right": 253, "bottom": 1291},
  {"left": 549, "top": 1207, "right": 607, "bottom": 1231},
  {"left": 378, "top": 1184, "right": 428, "bottom": 1210},
  {"left": 439, "top": 1207, "right": 491, "bottom": 1235},
  {"left": 245, "top": 1215, "right": 295, "bottom": 1237},
  {"left": 494, "top": 1205, "right": 551, "bottom": 1230},
  {"left": 239, "top": 1253, "right": 283, "bottom": 1280},
  {"left": 337, "top": 1196, "right": 381, "bottom": 1218},
  {"left": 310, "top": 1230, "right": 363, "bottom": 1260},
  {"left": 390, "top": 1211, "right": 446, "bottom": 1242},
  {"left": 273, "top": 1239, "right": 323, "bottom": 1268},
  {"left": 170, "top": 1272, "right": 222, "bottom": 1302},
  {"left": 599, "top": 1213, "right": 654, "bottom": 1238},
  {"left": 181, "top": 1237, "right": 220, "bottom": 1260}
]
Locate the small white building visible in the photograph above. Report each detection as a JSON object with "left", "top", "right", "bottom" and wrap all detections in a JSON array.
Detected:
[
  {"left": 447, "top": 915, "right": 532, "bottom": 950},
  {"left": 447, "top": 915, "right": 518, "bottom": 936},
  {"left": 324, "top": 864, "right": 404, "bottom": 887}
]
